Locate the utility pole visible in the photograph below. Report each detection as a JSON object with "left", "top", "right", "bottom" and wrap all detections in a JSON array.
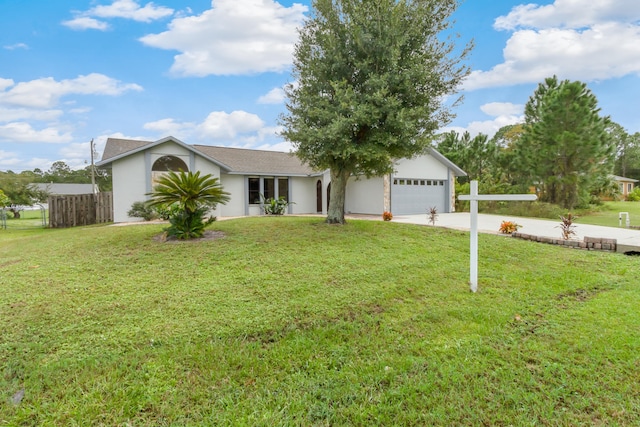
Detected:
[{"left": 90, "top": 138, "right": 97, "bottom": 194}]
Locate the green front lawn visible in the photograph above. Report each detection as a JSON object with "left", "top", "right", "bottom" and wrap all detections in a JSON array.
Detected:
[
  {"left": 1, "top": 218, "right": 639, "bottom": 425},
  {"left": 578, "top": 201, "right": 640, "bottom": 227}
]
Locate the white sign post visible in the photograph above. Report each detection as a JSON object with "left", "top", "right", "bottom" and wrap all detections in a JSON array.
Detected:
[{"left": 458, "top": 180, "right": 537, "bottom": 293}]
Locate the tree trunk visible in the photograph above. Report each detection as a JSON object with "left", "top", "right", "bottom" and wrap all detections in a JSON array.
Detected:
[{"left": 326, "top": 168, "right": 350, "bottom": 224}]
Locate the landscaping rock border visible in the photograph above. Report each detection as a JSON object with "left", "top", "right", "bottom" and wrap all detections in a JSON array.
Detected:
[{"left": 511, "top": 233, "right": 617, "bottom": 252}]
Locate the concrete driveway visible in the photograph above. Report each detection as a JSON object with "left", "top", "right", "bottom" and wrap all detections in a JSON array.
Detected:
[{"left": 392, "top": 212, "right": 640, "bottom": 253}]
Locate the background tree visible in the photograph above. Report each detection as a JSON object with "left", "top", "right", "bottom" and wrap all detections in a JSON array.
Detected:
[
  {"left": 489, "top": 124, "right": 526, "bottom": 186},
  {"left": 146, "top": 170, "right": 230, "bottom": 239},
  {"left": 434, "top": 131, "right": 498, "bottom": 181},
  {"left": 42, "top": 161, "right": 73, "bottom": 182},
  {"left": 281, "top": 0, "right": 471, "bottom": 223},
  {"left": 515, "top": 76, "right": 614, "bottom": 209},
  {"left": 0, "top": 189, "right": 9, "bottom": 208},
  {"left": 0, "top": 172, "right": 48, "bottom": 218},
  {"left": 609, "top": 122, "right": 640, "bottom": 180},
  {"left": 30, "top": 161, "right": 112, "bottom": 191}
]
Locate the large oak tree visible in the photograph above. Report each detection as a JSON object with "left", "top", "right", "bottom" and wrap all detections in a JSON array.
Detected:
[{"left": 281, "top": 0, "right": 470, "bottom": 223}]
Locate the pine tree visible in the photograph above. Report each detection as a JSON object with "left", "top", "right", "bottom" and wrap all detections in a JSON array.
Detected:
[{"left": 517, "top": 76, "right": 614, "bottom": 209}]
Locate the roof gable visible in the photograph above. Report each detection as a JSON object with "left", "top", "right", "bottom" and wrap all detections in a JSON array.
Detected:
[
  {"left": 427, "top": 147, "right": 467, "bottom": 176},
  {"left": 97, "top": 136, "right": 232, "bottom": 171}
]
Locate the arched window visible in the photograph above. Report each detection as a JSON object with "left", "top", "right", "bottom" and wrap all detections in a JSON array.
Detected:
[
  {"left": 152, "top": 155, "right": 188, "bottom": 172},
  {"left": 151, "top": 155, "right": 188, "bottom": 188}
]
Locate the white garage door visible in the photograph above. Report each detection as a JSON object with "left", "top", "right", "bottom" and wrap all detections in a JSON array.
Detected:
[{"left": 391, "top": 178, "right": 446, "bottom": 215}]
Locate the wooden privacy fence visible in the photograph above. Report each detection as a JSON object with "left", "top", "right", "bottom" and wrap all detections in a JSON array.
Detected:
[{"left": 48, "top": 192, "right": 113, "bottom": 228}]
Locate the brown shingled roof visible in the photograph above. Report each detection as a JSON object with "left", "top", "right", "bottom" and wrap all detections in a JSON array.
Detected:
[
  {"left": 100, "top": 138, "right": 152, "bottom": 161},
  {"left": 99, "top": 137, "right": 319, "bottom": 176},
  {"left": 193, "top": 145, "right": 317, "bottom": 176}
]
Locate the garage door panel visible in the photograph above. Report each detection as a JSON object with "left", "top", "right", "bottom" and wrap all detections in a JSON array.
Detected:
[{"left": 391, "top": 178, "right": 445, "bottom": 215}]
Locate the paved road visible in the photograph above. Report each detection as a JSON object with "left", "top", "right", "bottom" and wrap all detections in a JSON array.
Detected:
[{"left": 392, "top": 212, "right": 640, "bottom": 252}]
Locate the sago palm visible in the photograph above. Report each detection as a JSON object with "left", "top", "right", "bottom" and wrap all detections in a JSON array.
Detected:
[{"left": 147, "top": 170, "right": 230, "bottom": 239}]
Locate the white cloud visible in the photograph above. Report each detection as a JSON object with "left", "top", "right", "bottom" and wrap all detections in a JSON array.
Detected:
[
  {"left": 198, "top": 111, "right": 265, "bottom": 139},
  {"left": 0, "top": 122, "right": 73, "bottom": 144},
  {"left": 3, "top": 43, "right": 29, "bottom": 50},
  {"left": 495, "top": 0, "right": 640, "bottom": 30},
  {"left": 90, "top": 0, "right": 174, "bottom": 22},
  {"left": 62, "top": 17, "right": 110, "bottom": 31},
  {"left": 63, "top": 0, "right": 173, "bottom": 30},
  {"left": 0, "top": 149, "right": 18, "bottom": 160},
  {"left": 257, "top": 87, "right": 286, "bottom": 104},
  {"left": 480, "top": 102, "right": 523, "bottom": 117},
  {"left": 140, "top": 0, "right": 307, "bottom": 76},
  {"left": 465, "top": 0, "right": 640, "bottom": 91},
  {"left": 254, "top": 140, "right": 294, "bottom": 152},
  {"left": 465, "top": 22, "right": 640, "bottom": 90},
  {"left": 443, "top": 102, "right": 524, "bottom": 138},
  {"left": 68, "top": 107, "right": 92, "bottom": 114},
  {"left": 0, "top": 78, "right": 14, "bottom": 91},
  {"left": 143, "top": 118, "right": 195, "bottom": 136},
  {"left": 0, "top": 107, "right": 63, "bottom": 123},
  {"left": 58, "top": 142, "right": 94, "bottom": 165},
  {"left": 0, "top": 74, "right": 143, "bottom": 109},
  {"left": 0, "top": 152, "right": 22, "bottom": 168},
  {"left": 142, "top": 110, "right": 277, "bottom": 145}
]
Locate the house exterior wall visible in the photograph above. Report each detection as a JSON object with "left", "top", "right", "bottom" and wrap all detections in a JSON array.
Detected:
[
  {"left": 621, "top": 180, "right": 635, "bottom": 196},
  {"left": 107, "top": 140, "right": 461, "bottom": 221},
  {"left": 345, "top": 176, "right": 384, "bottom": 214},
  {"left": 219, "top": 174, "right": 245, "bottom": 217},
  {"left": 394, "top": 154, "right": 449, "bottom": 179},
  {"left": 193, "top": 156, "right": 222, "bottom": 217},
  {"left": 111, "top": 142, "right": 227, "bottom": 222},
  {"left": 291, "top": 176, "right": 318, "bottom": 214},
  {"left": 112, "top": 152, "right": 147, "bottom": 223},
  {"left": 149, "top": 142, "right": 192, "bottom": 169}
]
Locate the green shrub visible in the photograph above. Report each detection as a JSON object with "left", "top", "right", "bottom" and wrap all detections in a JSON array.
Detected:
[
  {"left": 627, "top": 188, "right": 640, "bottom": 202},
  {"left": 147, "top": 170, "right": 230, "bottom": 240},
  {"left": 261, "top": 195, "right": 292, "bottom": 215},
  {"left": 127, "top": 201, "right": 157, "bottom": 221},
  {"left": 153, "top": 202, "right": 180, "bottom": 220},
  {"left": 0, "top": 189, "right": 9, "bottom": 208},
  {"left": 166, "top": 206, "right": 214, "bottom": 239}
]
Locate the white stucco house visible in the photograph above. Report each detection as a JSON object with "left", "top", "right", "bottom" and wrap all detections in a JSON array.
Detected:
[{"left": 96, "top": 136, "right": 466, "bottom": 223}]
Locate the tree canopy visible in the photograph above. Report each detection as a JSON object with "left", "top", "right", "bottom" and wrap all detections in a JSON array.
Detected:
[
  {"left": 515, "top": 76, "right": 614, "bottom": 209},
  {"left": 281, "top": 0, "right": 471, "bottom": 223},
  {"left": 609, "top": 122, "right": 640, "bottom": 179},
  {"left": 435, "top": 131, "right": 499, "bottom": 181},
  {"left": 0, "top": 172, "right": 48, "bottom": 218}
]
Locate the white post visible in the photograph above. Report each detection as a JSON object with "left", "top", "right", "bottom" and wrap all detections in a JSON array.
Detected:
[
  {"left": 459, "top": 180, "right": 537, "bottom": 293},
  {"left": 469, "top": 180, "right": 479, "bottom": 292},
  {"left": 619, "top": 212, "right": 629, "bottom": 228}
]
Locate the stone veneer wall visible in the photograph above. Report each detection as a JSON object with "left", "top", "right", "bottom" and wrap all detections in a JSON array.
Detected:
[{"left": 511, "top": 233, "right": 617, "bottom": 252}]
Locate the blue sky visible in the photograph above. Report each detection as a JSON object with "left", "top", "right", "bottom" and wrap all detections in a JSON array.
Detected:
[{"left": 1, "top": 0, "right": 639, "bottom": 172}]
